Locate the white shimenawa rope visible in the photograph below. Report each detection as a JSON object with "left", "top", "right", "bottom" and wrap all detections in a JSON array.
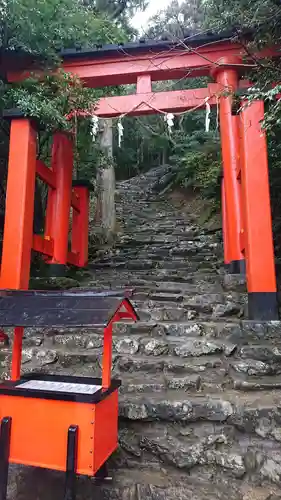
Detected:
[
  {"left": 164, "top": 113, "right": 175, "bottom": 134},
  {"left": 90, "top": 115, "right": 99, "bottom": 142},
  {"left": 117, "top": 119, "right": 124, "bottom": 147},
  {"left": 88, "top": 95, "right": 215, "bottom": 146},
  {"left": 205, "top": 98, "right": 211, "bottom": 132}
]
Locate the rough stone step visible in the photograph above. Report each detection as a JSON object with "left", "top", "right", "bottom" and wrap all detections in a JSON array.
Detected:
[
  {"left": 86, "top": 271, "right": 245, "bottom": 289},
  {"left": 95, "top": 250, "right": 218, "bottom": 262},
  {"left": 123, "top": 230, "right": 201, "bottom": 238},
  {"left": 91, "top": 255, "right": 219, "bottom": 267},
  {"left": 120, "top": 217, "right": 194, "bottom": 225},
  {"left": 113, "top": 319, "right": 274, "bottom": 338},
  {"left": 14, "top": 349, "right": 228, "bottom": 380},
  {"left": 118, "top": 372, "right": 202, "bottom": 394},
  {"left": 231, "top": 372, "right": 281, "bottom": 389},
  {"left": 84, "top": 281, "right": 227, "bottom": 294},
  {"left": 113, "top": 243, "right": 221, "bottom": 254},
  {"left": 131, "top": 291, "right": 246, "bottom": 304},
  {"left": 90, "top": 260, "right": 219, "bottom": 272},
  {"left": 131, "top": 303, "right": 244, "bottom": 321},
  {"left": 123, "top": 225, "right": 198, "bottom": 233},
  {"left": 118, "top": 388, "right": 281, "bottom": 422},
  {"left": 130, "top": 294, "right": 245, "bottom": 309},
  {"left": 85, "top": 277, "right": 246, "bottom": 295},
  {"left": 24, "top": 320, "right": 279, "bottom": 347},
  {"left": 114, "top": 236, "right": 219, "bottom": 247},
  {"left": 0, "top": 466, "right": 263, "bottom": 500},
  {"left": 45, "top": 332, "right": 236, "bottom": 356},
  {"left": 120, "top": 228, "right": 201, "bottom": 236}
]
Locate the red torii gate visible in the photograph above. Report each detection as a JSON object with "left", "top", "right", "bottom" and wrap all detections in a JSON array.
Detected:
[{"left": 2, "top": 33, "right": 279, "bottom": 320}]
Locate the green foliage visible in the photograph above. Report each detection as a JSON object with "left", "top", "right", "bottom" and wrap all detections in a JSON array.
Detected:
[
  {"left": 4, "top": 71, "right": 100, "bottom": 131},
  {"left": 2, "top": 0, "right": 126, "bottom": 58},
  {"left": 171, "top": 129, "right": 221, "bottom": 199},
  {"left": 0, "top": 0, "right": 130, "bottom": 180},
  {"left": 203, "top": 0, "right": 281, "bottom": 126},
  {"left": 94, "top": 0, "right": 148, "bottom": 20},
  {"left": 147, "top": 0, "right": 206, "bottom": 39}
]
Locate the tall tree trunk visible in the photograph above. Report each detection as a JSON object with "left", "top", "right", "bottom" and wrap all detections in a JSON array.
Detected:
[{"left": 95, "top": 119, "right": 116, "bottom": 242}]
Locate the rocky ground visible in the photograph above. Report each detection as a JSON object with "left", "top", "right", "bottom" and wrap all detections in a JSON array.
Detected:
[{"left": 3, "top": 167, "right": 281, "bottom": 499}]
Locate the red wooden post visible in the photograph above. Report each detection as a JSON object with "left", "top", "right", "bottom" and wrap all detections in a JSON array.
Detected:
[
  {"left": 71, "top": 184, "right": 90, "bottom": 267},
  {"left": 48, "top": 132, "right": 73, "bottom": 275},
  {"left": 136, "top": 74, "right": 152, "bottom": 94},
  {"left": 0, "top": 116, "right": 37, "bottom": 380},
  {"left": 213, "top": 59, "right": 245, "bottom": 274},
  {"left": 102, "top": 322, "right": 113, "bottom": 389},
  {"left": 44, "top": 187, "right": 56, "bottom": 239},
  {"left": 239, "top": 100, "right": 278, "bottom": 320},
  {"left": 11, "top": 327, "right": 24, "bottom": 381},
  {"left": 0, "top": 118, "right": 37, "bottom": 289},
  {"left": 221, "top": 178, "right": 231, "bottom": 267}
]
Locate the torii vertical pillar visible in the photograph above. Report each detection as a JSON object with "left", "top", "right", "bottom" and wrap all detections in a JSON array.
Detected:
[
  {"left": 221, "top": 178, "right": 231, "bottom": 267},
  {"left": 0, "top": 114, "right": 37, "bottom": 380},
  {"left": 213, "top": 59, "right": 245, "bottom": 274},
  {"left": 0, "top": 117, "right": 37, "bottom": 289},
  {"left": 239, "top": 101, "right": 278, "bottom": 320},
  {"left": 72, "top": 181, "right": 91, "bottom": 267},
  {"left": 48, "top": 132, "right": 73, "bottom": 276}
]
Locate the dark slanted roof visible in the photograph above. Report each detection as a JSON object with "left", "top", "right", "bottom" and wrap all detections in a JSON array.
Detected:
[
  {"left": 0, "top": 288, "right": 137, "bottom": 327},
  {"left": 0, "top": 48, "right": 43, "bottom": 78},
  {"left": 61, "top": 29, "right": 253, "bottom": 61}
]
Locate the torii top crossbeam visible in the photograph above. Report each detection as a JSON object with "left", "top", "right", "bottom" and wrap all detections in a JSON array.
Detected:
[{"left": 7, "top": 30, "right": 275, "bottom": 88}]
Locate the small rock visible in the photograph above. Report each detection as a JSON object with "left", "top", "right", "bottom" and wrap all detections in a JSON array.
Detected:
[
  {"left": 174, "top": 339, "right": 223, "bottom": 357},
  {"left": 255, "top": 418, "right": 272, "bottom": 438},
  {"left": 212, "top": 302, "right": 242, "bottom": 318},
  {"left": 187, "top": 310, "right": 198, "bottom": 320},
  {"left": 240, "top": 345, "right": 281, "bottom": 362},
  {"left": 208, "top": 451, "right": 246, "bottom": 477},
  {"left": 231, "top": 360, "right": 273, "bottom": 376},
  {"left": 119, "top": 429, "right": 141, "bottom": 457},
  {"left": 120, "top": 403, "right": 149, "bottom": 420},
  {"left": 115, "top": 338, "right": 139, "bottom": 355},
  {"left": 223, "top": 343, "right": 237, "bottom": 356},
  {"left": 272, "top": 428, "right": 281, "bottom": 442},
  {"left": 24, "top": 336, "right": 43, "bottom": 347},
  {"left": 36, "top": 349, "right": 58, "bottom": 365},
  {"left": 85, "top": 336, "right": 103, "bottom": 349},
  {"left": 144, "top": 339, "right": 169, "bottom": 356},
  {"left": 166, "top": 374, "right": 201, "bottom": 391},
  {"left": 21, "top": 348, "right": 34, "bottom": 364},
  {"left": 184, "top": 324, "right": 204, "bottom": 336},
  {"left": 261, "top": 454, "right": 281, "bottom": 484}
]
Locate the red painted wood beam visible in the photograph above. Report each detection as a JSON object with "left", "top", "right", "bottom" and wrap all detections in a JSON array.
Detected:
[
  {"left": 32, "top": 234, "right": 80, "bottom": 267},
  {"left": 67, "top": 250, "right": 80, "bottom": 267},
  {"left": 36, "top": 160, "right": 56, "bottom": 188},
  {"left": 33, "top": 234, "right": 54, "bottom": 257},
  {"left": 78, "top": 86, "right": 219, "bottom": 119},
  {"left": 137, "top": 75, "right": 152, "bottom": 94},
  {"left": 71, "top": 190, "right": 80, "bottom": 212},
  {"left": 71, "top": 81, "right": 249, "bottom": 119},
  {"left": 8, "top": 42, "right": 275, "bottom": 87},
  {"left": 61, "top": 45, "right": 246, "bottom": 86}
]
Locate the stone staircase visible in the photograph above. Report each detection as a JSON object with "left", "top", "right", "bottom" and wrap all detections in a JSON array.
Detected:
[{"left": 4, "top": 167, "right": 281, "bottom": 499}]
